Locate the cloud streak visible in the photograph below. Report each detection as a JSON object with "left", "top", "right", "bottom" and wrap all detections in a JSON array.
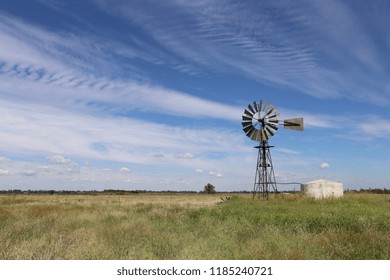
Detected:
[{"left": 0, "top": 98, "right": 246, "bottom": 165}]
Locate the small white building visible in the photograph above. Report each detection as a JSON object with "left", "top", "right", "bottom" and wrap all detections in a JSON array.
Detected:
[{"left": 300, "top": 179, "right": 343, "bottom": 199}]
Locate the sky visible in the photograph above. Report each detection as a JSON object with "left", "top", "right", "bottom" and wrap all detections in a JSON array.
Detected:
[{"left": 1, "top": 0, "right": 390, "bottom": 191}]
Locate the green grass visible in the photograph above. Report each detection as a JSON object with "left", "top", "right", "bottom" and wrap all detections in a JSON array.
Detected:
[{"left": 0, "top": 193, "right": 389, "bottom": 259}]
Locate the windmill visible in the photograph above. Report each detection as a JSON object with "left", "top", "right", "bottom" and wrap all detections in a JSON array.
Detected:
[{"left": 241, "top": 100, "right": 304, "bottom": 200}]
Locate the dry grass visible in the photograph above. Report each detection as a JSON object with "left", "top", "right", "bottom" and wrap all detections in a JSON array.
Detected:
[
  {"left": 0, "top": 192, "right": 389, "bottom": 260},
  {"left": 0, "top": 193, "right": 221, "bottom": 259}
]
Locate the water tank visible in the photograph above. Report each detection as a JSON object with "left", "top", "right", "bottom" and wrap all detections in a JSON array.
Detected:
[{"left": 301, "top": 179, "right": 343, "bottom": 199}]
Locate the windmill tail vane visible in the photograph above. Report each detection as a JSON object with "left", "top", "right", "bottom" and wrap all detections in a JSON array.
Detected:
[
  {"left": 241, "top": 100, "right": 304, "bottom": 200},
  {"left": 283, "top": 118, "right": 304, "bottom": 131}
]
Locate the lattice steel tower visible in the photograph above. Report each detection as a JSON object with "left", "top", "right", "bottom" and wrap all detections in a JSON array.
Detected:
[{"left": 253, "top": 141, "right": 277, "bottom": 200}]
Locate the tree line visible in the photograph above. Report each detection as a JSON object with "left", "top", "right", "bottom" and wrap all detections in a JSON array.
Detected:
[{"left": 0, "top": 187, "right": 389, "bottom": 195}]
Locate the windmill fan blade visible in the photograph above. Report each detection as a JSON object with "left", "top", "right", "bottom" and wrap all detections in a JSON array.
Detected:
[
  {"left": 268, "top": 123, "right": 279, "bottom": 131},
  {"left": 244, "top": 109, "right": 253, "bottom": 117},
  {"left": 268, "top": 119, "right": 279, "bottom": 125},
  {"left": 242, "top": 115, "right": 252, "bottom": 122},
  {"left": 284, "top": 118, "right": 304, "bottom": 131},
  {"left": 248, "top": 104, "right": 255, "bottom": 114},
  {"left": 266, "top": 109, "right": 274, "bottom": 118},
  {"left": 265, "top": 126, "right": 274, "bottom": 137},
  {"left": 261, "top": 129, "right": 268, "bottom": 141},
  {"left": 248, "top": 127, "right": 257, "bottom": 139},
  {"left": 265, "top": 106, "right": 274, "bottom": 116},
  {"left": 258, "top": 100, "right": 262, "bottom": 112},
  {"left": 268, "top": 113, "right": 279, "bottom": 120},
  {"left": 251, "top": 130, "right": 259, "bottom": 141},
  {"left": 243, "top": 125, "right": 255, "bottom": 134},
  {"left": 268, "top": 120, "right": 279, "bottom": 126},
  {"left": 253, "top": 101, "right": 258, "bottom": 112},
  {"left": 241, "top": 121, "right": 252, "bottom": 128}
]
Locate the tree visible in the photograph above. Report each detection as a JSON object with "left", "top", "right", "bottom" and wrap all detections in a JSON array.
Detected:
[{"left": 203, "top": 183, "right": 216, "bottom": 194}]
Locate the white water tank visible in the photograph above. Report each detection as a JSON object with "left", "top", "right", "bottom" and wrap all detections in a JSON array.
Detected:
[{"left": 300, "top": 179, "right": 343, "bottom": 199}]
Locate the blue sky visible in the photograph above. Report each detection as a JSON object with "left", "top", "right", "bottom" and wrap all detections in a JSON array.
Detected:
[{"left": 1, "top": 0, "right": 390, "bottom": 191}]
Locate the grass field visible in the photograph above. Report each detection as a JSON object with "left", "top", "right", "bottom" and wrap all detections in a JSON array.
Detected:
[{"left": 0, "top": 192, "right": 389, "bottom": 260}]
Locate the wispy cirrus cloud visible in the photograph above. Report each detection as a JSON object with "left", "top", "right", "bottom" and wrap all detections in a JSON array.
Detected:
[
  {"left": 0, "top": 11, "right": 149, "bottom": 78},
  {"left": 0, "top": 12, "right": 244, "bottom": 122},
  {"left": 0, "top": 65, "right": 242, "bottom": 122},
  {"left": 94, "top": 0, "right": 390, "bottom": 105}
]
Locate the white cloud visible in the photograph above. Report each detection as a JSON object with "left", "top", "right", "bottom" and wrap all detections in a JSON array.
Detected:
[
  {"left": 320, "top": 162, "right": 330, "bottom": 169},
  {"left": 175, "top": 153, "right": 194, "bottom": 159},
  {"left": 119, "top": 167, "right": 130, "bottom": 173},
  {"left": 194, "top": 168, "right": 203, "bottom": 173},
  {"left": 209, "top": 171, "right": 222, "bottom": 177},
  {"left": 0, "top": 168, "right": 9, "bottom": 175},
  {"left": 275, "top": 148, "right": 301, "bottom": 155},
  {"left": 47, "top": 155, "right": 72, "bottom": 164}
]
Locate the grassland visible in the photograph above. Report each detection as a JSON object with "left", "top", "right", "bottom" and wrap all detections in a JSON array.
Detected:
[{"left": 0, "top": 192, "right": 389, "bottom": 260}]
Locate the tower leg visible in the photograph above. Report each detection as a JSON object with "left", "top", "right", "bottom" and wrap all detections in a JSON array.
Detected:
[{"left": 253, "top": 142, "right": 277, "bottom": 200}]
